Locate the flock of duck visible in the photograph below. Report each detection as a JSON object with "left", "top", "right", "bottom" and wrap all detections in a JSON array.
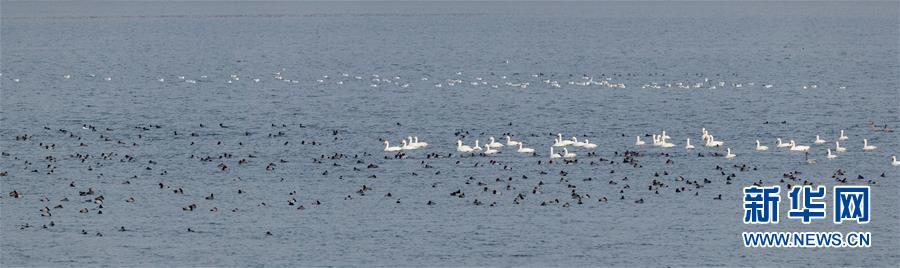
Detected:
[{"left": 388, "top": 128, "right": 899, "bottom": 166}]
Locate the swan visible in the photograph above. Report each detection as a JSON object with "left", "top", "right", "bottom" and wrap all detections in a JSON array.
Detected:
[
  {"left": 557, "top": 133, "right": 574, "bottom": 146},
  {"left": 838, "top": 130, "right": 848, "bottom": 141},
  {"left": 553, "top": 138, "right": 566, "bottom": 147},
  {"left": 827, "top": 149, "right": 837, "bottom": 160},
  {"left": 517, "top": 143, "right": 535, "bottom": 154},
  {"left": 563, "top": 148, "right": 577, "bottom": 159},
  {"left": 756, "top": 140, "right": 768, "bottom": 151},
  {"left": 863, "top": 139, "right": 877, "bottom": 151},
  {"left": 685, "top": 138, "right": 695, "bottom": 149},
  {"left": 401, "top": 140, "right": 417, "bottom": 150},
  {"left": 814, "top": 135, "right": 826, "bottom": 144},
  {"left": 835, "top": 141, "right": 846, "bottom": 152},
  {"left": 457, "top": 140, "right": 473, "bottom": 153},
  {"left": 582, "top": 139, "right": 597, "bottom": 149},
  {"left": 635, "top": 136, "right": 646, "bottom": 146},
  {"left": 549, "top": 148, "right": 561, "bottom": 159},
  {"left": 487, "top": 137, "right": 503, "bottom": 149},
  {"left": 384, "top": 141, "right": 401, "bottom": 152},
  {"left": 484, "top": 145, "right": 499, "bottom": 155},
  {"left": 789, "top": 140, "right": 810, "bottom": 152},
  {"left": 505, "top": 135, "right": 520, "bottom": 146},
  {"left": 661, "top": 131, "right": 671, "bottom": 140},
  {"left": 892, "top": 156, "right": 900, "bottom": 166},
  {"left": 725, "top": 148, "right": 736, "bottom": 159},
  {"left": 776, "top": 138, "right": 791, "bottom": 148},
  {"left": 472, "top": 140, "right": 482, "bottom": 151},
  {"left": 572, "top": 137, "right": 587, "bottom": 147},
  {"left": 705, "top": 135, "right": 723, "bottom": 147},
  {"left": 413, "top": 136, "right": 428, "bottom": 148}
]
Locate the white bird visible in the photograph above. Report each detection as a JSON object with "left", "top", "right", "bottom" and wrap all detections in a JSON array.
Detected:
[
  {"left": 572, "top": 137, "right": 587, "bottom": 147},
  {"left": 814, "top": 135, "right": 826, "bottom": 144},
  {"left": 486, "top": 137, "right": 503, "bottom": 149},
  {"left": 483, "top": 145, "right": 499, "bottom": 155},
  {"left": 549, "top": 147, "right": 561, "bottom": 159},
  {"left": 835, "top": 141, "right": 847, "bottom": 152},
  {"left": 553, "top": 138, "right": 566, "bottom": 147},
  {"left": 472, "top": 140, "right": 482, "bottom": 151},
  {"left": 401, "top": 140, "right": 417, "bottom": 150},
  {"left": 557, "top": 133, "right": 574, "bottom": 146},
  {"left": 413, "top": 136, "right": 428, "bottom": 148},
  {"left": 685, "top": 138, "right": 695, "bottom": 149},
  {"left": 563, "top": 148, "right": 577, "bottom": 159},
  {"left": 582, "top": 139, "right": 598, "bottom": 149},
  {"left": 863, "top": 139, "right": 877, "bottom": 151},
  {"left": 517, "top": 143, "right": 535, "bottom": 154},
  {"left": 635, "top": 136, "right": 646, "bottom": 146},
  {"left": 705, "top": 135, "right": 723, "bottom": 147},
  {"left": 756, "top": 140, "right": 769, "bottom": 151},
  {"left": 725, "top": 148, "right": 736, "bottom": 159},
  {"left": 892, "top": 156, "right": 900, "bottom": 166},
  {"left": 827, "top": 149, "right": 837, "bottom": 160},
  {"left": 790, "top": 140, "right": 810, "bottom": 152},
  {"left": 776, "top": 138, "right": 791, "bottom": 148},
  {"left": 383, "top": 141, "right": 401, "bottom": 152},
  {"left": 457, "top": 140, "right": 473, "bottom": 153},
  {"left": 505, "top": 135, "right": 521, "bottom": 147},
  {"left": 838, "top": 130, "right": 848, "bottom": 141}
]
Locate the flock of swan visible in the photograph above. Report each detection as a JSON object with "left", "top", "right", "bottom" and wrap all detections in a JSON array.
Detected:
[
  {"left": 0, "top": 70, "right": 849, "bottom": 91},
  {"left": 385, "top": 129, "right": 900, "bottom": 166}
]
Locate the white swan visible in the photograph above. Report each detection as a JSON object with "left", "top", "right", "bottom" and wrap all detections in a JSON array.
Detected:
[
  {"left": 557, "top": 133, "right": 574, "bottom": 146},
  {"left": 572, "top": 137, "right": 587, "bottom": 147},
  {"left": 487, "top": 137, "right": 503, "bottom": 148},
  {"left": 827, "top": 149, "right": 837, "bottom": 160},
  {"left": 413, "top": 136, "right": 428, "bottom": 148},
  {"left": 725, "top": 148, "right": 736, "bottom": 159},
  {"left": 563, "top": 148, "right": 577, "bottom": 159},
  {"left": 814, "top": 135, "right": 826, "bottom": 144},
  {"left": 401, "top": 140, "right": 417, "bottom": 150},
  {"left": 582, "top": 139, "right": 598, "bottom": 149},
  {"left": 553, "top": 137, "right": 566, "bottom": 147},
  {"left": 756, "top": 140, "right": 768, "bottom": 151},
  {"left": 705, "top": 135, "right": 724, "bottom": 147},
  {"left": 484, "top": 145, "right": 499, "bottom": 155},
  {"left": 635, "top": 136, "right": 646, "bottom": 146},
  {"left": 517, "top": 143, "right": 535, "bottom": 154},
  {"left": 892, "top": 156, "right": 900, "bottom": 166},
  {"left": 384, "top": 141, "right": 401, "bottom": 152},
  {"left": 472, "top": 140, "right": 482, "bottom": 151},
  {"left": 505, "top": 135, "right": 520, "bottom": 146},
  {"left": 457, "top": 140, "right": 473, "bottom": 153},
  {"left": 835, "top": 141, "right": 846, "bottom": 152},
  {"left": 661, "top": 131, "right": 671, "bottom": 140},
  {"left": 776, "top": 138, "right": 791, "bottom": 148},
  {"left": 685, "top": 138, "right": 695, "bottom": 149},
  {"left": 838, "top": 130, "right": 848, "bottom": 141},
  {"left": 549, "top": 147, "right": 561, "bottom": 159},
  {"left": 789, "top": 140, "right": 810, "bottom": 152},
  {"left": 863, "top": 139, "right": 876, "bottom": 151}
]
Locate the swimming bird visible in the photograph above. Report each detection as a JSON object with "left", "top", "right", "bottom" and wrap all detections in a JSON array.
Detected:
[
  {"left": 839, "top": 130, "right": 848, "bottom": 140},
  {"left": 563, "top": 148, "right": 577, "bottom": 159},
  {"left": 635, "top": 136, "right": 646, "bottom": 146},
  {"left": 549, "top": 148, "right": 561, "bottom": 159},
  {"left": 486, "top": 137, "right": 503, "bottom": 149},
  {"left": 401, "top": 140, "right": 417, "bottom": 150},
  {"left": 892, "top": 156, "right": 900, "bottom": 166},
  {"left": 756, "top": 140, "right": 768, "bottom": 151},
  {"left": 582, "top": 139, "right": 598, "bottom": 149},
  {"left": 789, "top": 140, "right": 810, "bottom": 152},
  {"left": 705, "top": 135, "right": 723, "bottom": 147},
  {"left": 725, "top": 148, "right": 736, "bottom": 159},
  {"left": 505, "top": 135, "right": 520, "bottom": 146},
  {"left": 776, "top": 138, "right": 791, "bottom": 148},
  {"left": 685, "top": 138, "right": 695, "bottom": 150},
  {"left": 814, "top": 135, "right": 826, "bottom": 144},
  {"left": 572, "top": 137, "right": 587, "bottom": 147},
  {"left": 457, "top": 140, "right": 473, "bottom": 153},
  {"left": 553, "top": 138, "right": 566, "bottom": 147},
  {"left": 835, "top": 141, "right": 847, "bottom": 152},
  {"left": 413, "top": 136, "right": 428, "bottom": 148},
  {"left": 827, "top": 149, "right": 837, "bottom": 160},
  {"left": 517, "top": 143, "right": 535, "bottom": 154},
  {"left": 863, "top": 139, "right": 876, "bottom": 151},
  {"left": 383, "top": 141, "right": 401, "bottom": 152},
  {"left": 557, "top": 134, "right": 574, "bottom": 146},
  {"left": 483, "top": 145, "right": 499, "bottom": 155},
  {"left": 472, "top": 140, "right": 482, "bottom": 151}
]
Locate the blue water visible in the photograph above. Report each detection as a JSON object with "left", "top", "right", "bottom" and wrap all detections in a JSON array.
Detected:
[{"left": 1, "top": 1, "right": 898, "bottom": 266}]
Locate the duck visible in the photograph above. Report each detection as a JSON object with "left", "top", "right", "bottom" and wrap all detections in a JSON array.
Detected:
[
  {"left": 635, "top": 136, "right": 646, "bottom": 146},
  {"left": 827, "top": 149, "right": 837, "bottom": 160},
  {"left": 776, "top": 138, "right": 791, "bottom": 148},
  {"left": 725, "top": 148, "right": 736, "bottom": 159},
  {"left": 814, "top": 135, "right": 826, "bottom": 144},
  {"left": 486, "top": 137, "right": 503, "bottom": 149},
  {"left": 383, "top": 141, "right": 402, "bottom": 152},
  {"left": 835, "top": 141, "right": 847, "bottom": 152},
  {"left": 789, "top": 140, "right": 810, "bottom": 152},
  {"left": 456, "top": 140, "right": 473, "bottom": 153},
  {"left": 582, "top": 139, "right": 598, "bottom": 149},
  {"left": 549, "top": 148, "right": 561, "bottom": 159},
  {"left": 517, "top": 143, "right": 535, "bottom": 154},
  {"left": 685, "top": 138, "right": 695, "bottom": 150},
  {"left": 563, "top": 148, "right": 577, "bottom": 159},
  {"left": 838, "top": 130, "right": 848, "bottom": 141},
  {"left": 863, "top": 139, "right": 877, "bottom": 151},
  {"left": 505, "top": 135, "right": 520, "bottom": 146},
  {"left": 756, "top": 140, "right": 769, "bottom": 151}
]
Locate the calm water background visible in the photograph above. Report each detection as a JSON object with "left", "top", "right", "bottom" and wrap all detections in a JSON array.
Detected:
[{"left": 1, "top": 1, "right": 899, "bottom": 266}]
